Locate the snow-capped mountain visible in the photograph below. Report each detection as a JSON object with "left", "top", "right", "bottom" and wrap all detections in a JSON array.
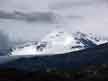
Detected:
[{"left": 10, "top": 30, "right": 108, "bottom": 56}]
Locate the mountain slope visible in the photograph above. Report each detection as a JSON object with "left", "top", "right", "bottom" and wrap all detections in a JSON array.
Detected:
[
  {"left": 10, "top": 31, "right": 108, "bottom": 56},
  {"left": 1, "top": 42, "right": 108, "bottom": 72}
]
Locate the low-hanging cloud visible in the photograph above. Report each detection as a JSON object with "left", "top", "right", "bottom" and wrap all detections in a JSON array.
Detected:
[{"left": 0, "top": 30, "right": 12, "bottom": 55}]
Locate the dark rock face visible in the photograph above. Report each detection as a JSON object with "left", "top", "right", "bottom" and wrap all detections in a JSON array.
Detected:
[
  {"left": 78, "top": 38, "right": 97, "bottom": 48},
  {"left": 74, "top": 32, "right": 97, "bottom": 48},
  {"left": 36, "top": 41, "right": 47, "bottom": 51}
]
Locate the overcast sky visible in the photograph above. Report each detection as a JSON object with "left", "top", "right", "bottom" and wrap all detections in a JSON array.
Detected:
[{"left": 0, "top": 0, "right": 108, "bottom": 43}]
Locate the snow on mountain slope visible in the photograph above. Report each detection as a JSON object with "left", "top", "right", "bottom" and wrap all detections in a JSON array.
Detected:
[
  {"left": 73, "top": 32, "right": 108, "bottom": 46},
  {"left": 35, "top": 31, "right": 85, "bottom": 54},
  {"left": 10, "top": 30, "right": 108, "bottom": 56}
]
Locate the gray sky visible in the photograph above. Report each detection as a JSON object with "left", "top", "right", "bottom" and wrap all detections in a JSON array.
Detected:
[{"left": 0, "top": 0, "right": 108, "bottom": 43}]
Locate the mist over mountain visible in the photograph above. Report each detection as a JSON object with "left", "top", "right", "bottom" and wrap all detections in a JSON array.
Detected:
[{"left": 0, "top": 30, "right": 13, "bottom": 55}]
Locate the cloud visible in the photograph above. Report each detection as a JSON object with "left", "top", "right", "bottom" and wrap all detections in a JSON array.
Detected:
[
  {"left": 0, "top": 10, "right": 56, "bottom": 23},
  {"left": 0, "top": 0, "right": 108, "bottom": 44},
  {"left": 0, "top": 30, "right": 12, "bottom": 55}
]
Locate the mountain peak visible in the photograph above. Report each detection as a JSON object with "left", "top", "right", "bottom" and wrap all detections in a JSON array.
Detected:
[{"left": 10, "top": 30, "right": 108, "bottom": 56}]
